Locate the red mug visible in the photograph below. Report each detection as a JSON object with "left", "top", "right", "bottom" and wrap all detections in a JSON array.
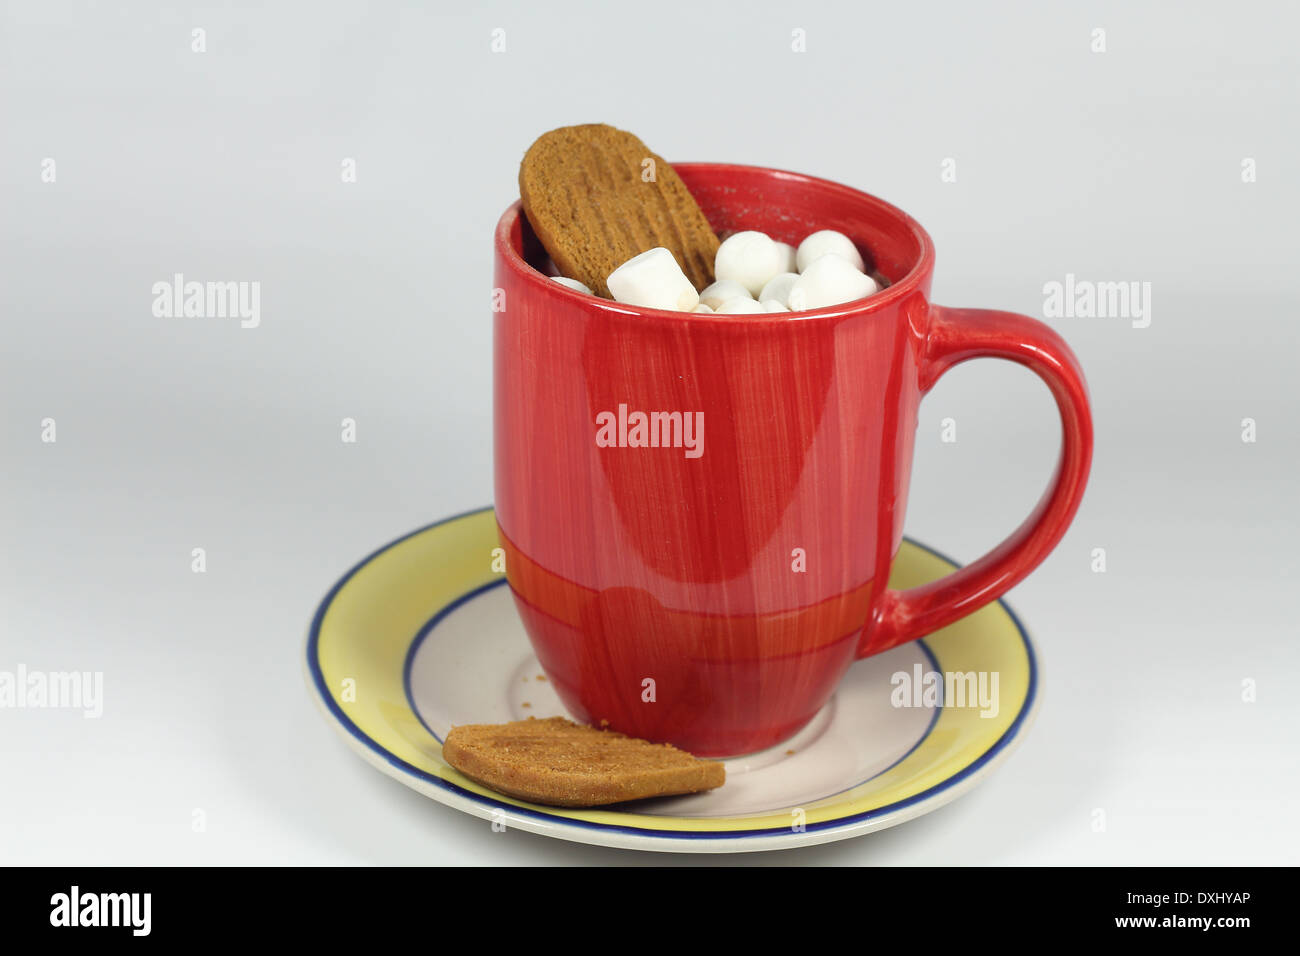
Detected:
[{"left": 493, "top": 164, "right": 1092, "bottom": 757}]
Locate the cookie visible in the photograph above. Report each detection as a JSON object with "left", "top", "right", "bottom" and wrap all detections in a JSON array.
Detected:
[
  {"left": 518, "top": 124, "right": 719, "bottom": 297},
  {"left": 442, "top": 716, "right": 725, "bottom": 807}
]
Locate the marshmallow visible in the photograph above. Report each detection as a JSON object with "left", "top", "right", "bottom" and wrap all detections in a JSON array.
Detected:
[
  {"left": 692, "top": 303, "right": 715, "bottom": 314},
  {"left": 758, "top": 272, "right": 800, "bottom": 308},
  {"left": 775, "top": 241, "right": 798, "bottom": 274},
  {"left": 715, "top": 296, "right": 765, "bottom": 315},
  {"left": 550, "top": 276, "right": 593, "bottom": 294},
  {"left": 760, "top": 299, "right": 790, "bottom": 312},
  {"left": 606, "top": 247, "right": 700, "bottom": 312},
  {"left": 796, "top": 230, "right": 866, "bottom": 273},
  {"left": 714, "top": 231, "right": 785, "bottom": 296},
  {"left": 787, "top": 253, "right": 879, "bottom": 311},
  {"left": 698, "top": 279, "right": 753, "bottom": 311}
]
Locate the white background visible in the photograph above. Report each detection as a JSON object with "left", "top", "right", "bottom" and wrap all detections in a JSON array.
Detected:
[{"left": 2, "top": 0, "right": 1297, "bottom": 864}]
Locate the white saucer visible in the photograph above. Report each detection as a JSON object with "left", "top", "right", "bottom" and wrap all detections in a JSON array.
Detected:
[{"left": 307, "top": 507, "right": 1040, "bottom": 852}]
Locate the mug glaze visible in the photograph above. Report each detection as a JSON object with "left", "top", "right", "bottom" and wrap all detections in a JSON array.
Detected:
[{"left": 493, "top": 164, "right": 1092, "bottom": 757}]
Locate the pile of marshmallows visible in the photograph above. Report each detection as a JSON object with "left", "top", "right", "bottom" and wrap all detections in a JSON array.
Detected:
[{"left": 551, "top": 230, "right": 880, "bottom": 314}]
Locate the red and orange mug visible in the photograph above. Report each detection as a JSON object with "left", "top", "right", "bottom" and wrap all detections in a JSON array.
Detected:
[{"left": 494, "top": 164, "right": 1092, "bottom": 757}]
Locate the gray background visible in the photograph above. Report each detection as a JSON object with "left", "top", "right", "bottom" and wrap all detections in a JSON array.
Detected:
[{"left": 2, "top": 0, "right": 1297, "bottom": 864}]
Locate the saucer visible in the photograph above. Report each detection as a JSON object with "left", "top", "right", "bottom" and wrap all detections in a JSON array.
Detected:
[{"left": 306, "top": 506, "right": 1039, "bottom": 853}]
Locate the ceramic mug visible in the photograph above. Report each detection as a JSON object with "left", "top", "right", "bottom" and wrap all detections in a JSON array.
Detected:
[{"left": 493, "top": 164, "right": 1092, "bottom": 757}]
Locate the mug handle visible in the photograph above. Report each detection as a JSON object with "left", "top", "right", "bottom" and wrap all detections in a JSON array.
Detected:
[{"left": 858, "top": 305, "right": 1094, "bottom": 656}]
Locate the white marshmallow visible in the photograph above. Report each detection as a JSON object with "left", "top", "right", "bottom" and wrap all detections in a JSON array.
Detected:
[
  {"left": 698, "top": 279, "right": 752, "bottom": 311},
  {"left": 715, "top": 296, "right": 765, "bottom": 314},
  {"left": 606, "top": 247, "right": 700, "bottom": 312},
  {"left": 775, "top": 241, "right": 798, "bottom": 274},
  {"left": 787, "top": 253, "right": 879, "bottom": 312},
  {"left": 760, "top": 299, "right": 790, "bottom": 312},
  {"left": 691, "top": 303, "right": 715, "bottom": 314},
  {"left": 796, "top": 230, "right": 866, "bottom": 273},
  {"left": 758, "top": 272, "right": 800, "bottom": 308},
  {"left": 550, "top": 276, "right": 592, "bottom": 294},
  {"left": 714, "top": 231, "right": 785, "bottom": 296}
]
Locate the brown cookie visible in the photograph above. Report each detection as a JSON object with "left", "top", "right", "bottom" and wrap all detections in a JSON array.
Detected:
[
  {"left": 443, "top": 716, "right": 725, "bottom": 807},
  {"left": 519, "top": 124, "right": 719, "bottom": 297}
]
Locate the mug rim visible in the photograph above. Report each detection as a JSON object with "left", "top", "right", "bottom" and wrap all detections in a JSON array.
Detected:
[{"left": 494, "top": 162, "right": 937, "bottom": 325}]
